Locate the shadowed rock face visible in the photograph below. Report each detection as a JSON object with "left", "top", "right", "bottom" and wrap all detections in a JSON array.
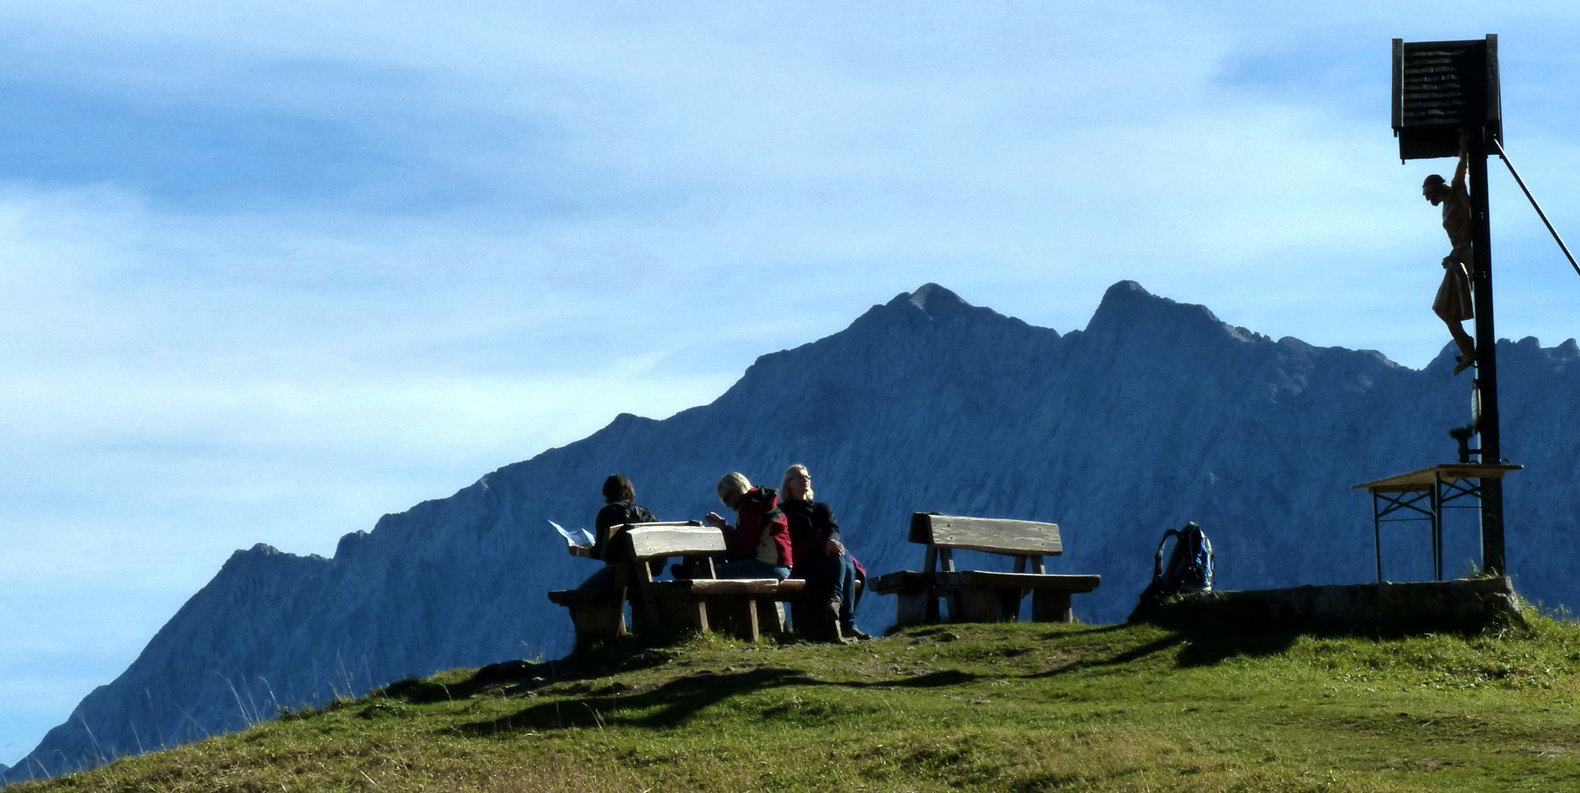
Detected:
[{"left": 8, "top": 281, "right": 1578, "bottom": 783}]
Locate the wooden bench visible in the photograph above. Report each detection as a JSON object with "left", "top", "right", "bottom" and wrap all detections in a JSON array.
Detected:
[
  {"left": 619, "top": 524, "right": 805, "bottom": 642},
  {"left": 547, "top": 522, "right": 807, "bottom": 648},
  {"left": 872, "top": 513, "right": 1101, "bottom": 627},
  {"left": 545, "top": 521, "right": 698, "bottom": 650}
]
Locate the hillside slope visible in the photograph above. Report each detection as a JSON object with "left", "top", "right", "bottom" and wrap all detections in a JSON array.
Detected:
[
  {"left": 8, "top": 281, "right": 1577, "bottom": 783},
  {"left": 12, "top": 619, "right": 1580, "bottom": 792}
]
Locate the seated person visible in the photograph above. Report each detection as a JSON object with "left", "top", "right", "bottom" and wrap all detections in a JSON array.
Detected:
[
  {"left": 577, "top": 473, "right": 658, "bottom": 589},
  {"left": 780, "top": 464, "right": 868, "bottom": 641},
  {"left": 704, "top": 472, "right": 792, "bottom": 580}
]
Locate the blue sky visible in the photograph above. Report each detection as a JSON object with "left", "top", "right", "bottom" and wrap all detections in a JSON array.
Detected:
[{"left": 3, "top": 1, "right": 1578, "bottom": 765}]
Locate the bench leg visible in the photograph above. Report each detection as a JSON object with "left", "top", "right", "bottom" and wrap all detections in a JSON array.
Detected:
[
  {"left": 894, "top": 589, "right": 929, "bottom": 627},
  {"left": 707, "top": 597, "right": 761, "bottom": 642},
  {"left": 655, "top": 594, "right": 710, "bottom": 634},
  {"left": 956, "top": 587, "right": 1013, "bottom": 622},
  {"left": 944, "top": 590, "right": 963, "bottom": 622},
  {"left": 1031, "top": 590, "right": 1074, "bottom": 623},
  {"left": 758, "top": 599, "right": 788, "bottom": 636},
  {"left": 567, "top": 600, "right": 626, "bottom": 649},
  {"left": 633, "top": 591, "right": 665, "bottom": 636},
  {"left": 999, "top": 588, "right": 1025, "bottom": 621}
]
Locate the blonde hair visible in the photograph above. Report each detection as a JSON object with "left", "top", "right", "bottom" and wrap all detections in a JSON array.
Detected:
[
  {"left": 781, "top": 464, "right": 814, "bottom": 501},
  {"left": 716, "top": 472, "right": 752, "bottom": 504}
]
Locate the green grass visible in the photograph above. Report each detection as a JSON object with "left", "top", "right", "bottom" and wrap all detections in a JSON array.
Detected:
[{"left": 18, "top": 615, "right": 1580, "bottom": 792}]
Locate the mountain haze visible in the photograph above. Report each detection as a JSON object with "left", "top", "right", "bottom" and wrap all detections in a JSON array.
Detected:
[{"left": 8, "top": 281, "right": 1577, "bottom": 783}]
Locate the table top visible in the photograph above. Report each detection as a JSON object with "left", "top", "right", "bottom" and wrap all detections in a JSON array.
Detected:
[{"left": 1353, "top": 463, "right": 1524, "bottom": 493}]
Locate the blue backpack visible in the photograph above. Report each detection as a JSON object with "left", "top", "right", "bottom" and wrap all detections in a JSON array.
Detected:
[
  {"left": 1130, "top": 522, "right": 1215, "bottom": 620},
  {"left": 1154, "top": 522, "right": 1214, "bottom": 594}
]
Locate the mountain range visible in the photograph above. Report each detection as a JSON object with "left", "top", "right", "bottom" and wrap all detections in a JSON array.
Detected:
[{"left": 7, "top": 281, "right": 1576, "bottom": 784}]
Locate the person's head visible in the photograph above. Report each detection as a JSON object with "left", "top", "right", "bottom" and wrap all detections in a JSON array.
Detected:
[
  {"left": 1422, "top": 173, "right": 1449, "bottom": 205},
  {"left": 782, "top": 464, "right": 814, "bottom": 502},
  {"left": 602, "top": 474, "right": 635, "bottom": 504},
  {"left": 716, "top": 472, "right": 752, "bottom": 509}
]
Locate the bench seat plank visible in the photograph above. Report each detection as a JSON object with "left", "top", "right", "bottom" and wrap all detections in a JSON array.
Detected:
[
  {"left": 547, "top": 588, "right": 613, "bottom": 605},
  {"left": 643, "top": 578, "right": 805, "bottom": 641},
  {"left": 871, "top": 570, "right": 927, "bottom": 595},
  {"left": 649, "top": 579, "right": 806, "bottom": 596}
]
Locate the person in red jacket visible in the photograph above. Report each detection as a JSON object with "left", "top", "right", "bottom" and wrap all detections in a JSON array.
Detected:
[{"left": 704, "top": 472, "right": 793, "bottom": 579}]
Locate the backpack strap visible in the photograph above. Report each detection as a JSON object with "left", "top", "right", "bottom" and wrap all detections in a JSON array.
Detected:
[{"left": 1152, "top": 529, "right": 1182, "bottom": 583}]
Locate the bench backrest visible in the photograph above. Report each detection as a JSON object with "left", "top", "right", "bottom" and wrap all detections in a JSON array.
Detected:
[
  {"left": 909, "top": 513, "right": 1063, "bottom": 556},
  {"left": 616, "top": 522, "right": 725, "bottom": 560}
]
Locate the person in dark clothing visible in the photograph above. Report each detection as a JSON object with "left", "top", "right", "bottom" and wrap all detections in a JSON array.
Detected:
[
  {"left": 704, "top": 472, "right": 792, "bottom": 580},
  {"left": 780, "top": 464, "right": 868, "bottom": 641},
  {"left": 577, "top": 474, "right": 659, "bottom": 589}
]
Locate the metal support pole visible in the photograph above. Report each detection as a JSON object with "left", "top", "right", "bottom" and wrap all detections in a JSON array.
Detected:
[
  {"left": 1374, "top": 514, "right": 1383, "bottom": 583},
  {"left": 1431, "top": 472, "right": 1444, "bottom": 580},
  {"left": 1468, "top": 126, "right": 1506, "bottom": 575},
  {"left": 1491, "top": 137, "right": 1580, "bottom": 277}
]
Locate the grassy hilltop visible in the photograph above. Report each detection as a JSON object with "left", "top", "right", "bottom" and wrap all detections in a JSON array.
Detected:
[{"left": 17, "top": 617, "right": 1580, "bottom": 793}]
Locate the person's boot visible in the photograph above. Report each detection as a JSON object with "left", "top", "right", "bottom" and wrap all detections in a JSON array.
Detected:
[
  {"left": 825, "top": 598, "right": 848, "bottom": 643},
  {"left": 841, "top": 621, "right": 871, "bottom": 641},
  {"left": 802, "top": 596, "right": 845, "bottom": 643}
]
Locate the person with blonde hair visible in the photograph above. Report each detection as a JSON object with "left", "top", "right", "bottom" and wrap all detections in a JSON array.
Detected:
[
  {"left": 704, "top": 472, "right": 793, "bottom": 579},
  {"left": 781, "top": 464, "right": 867, "bottom": 641}
]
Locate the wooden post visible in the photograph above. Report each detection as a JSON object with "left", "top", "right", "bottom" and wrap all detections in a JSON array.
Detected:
[
  {"left": 1393, "top": 35, "right": 1508, "bottom": 575},
  {"left": 895, "top": 589, "right": 929, "bottom": 627},
  {"left": 1470, "top": 117, "right": 1505, "bottom": 576},
  {"left": 957, "top": 588, "right": 1006, "bottom": 622},
  {"left": 1031, "top": 591, "right": 1074, "bottom": 622}
]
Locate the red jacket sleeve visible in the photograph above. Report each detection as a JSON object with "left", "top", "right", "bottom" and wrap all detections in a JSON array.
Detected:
[{"left": 725, "top": 488, "right": 794, "bottom": 567}]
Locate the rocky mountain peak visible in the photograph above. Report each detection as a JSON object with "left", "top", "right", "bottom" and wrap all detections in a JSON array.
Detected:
[{"left": 9, "top": 280, "right": 1578, "bottom": 786}]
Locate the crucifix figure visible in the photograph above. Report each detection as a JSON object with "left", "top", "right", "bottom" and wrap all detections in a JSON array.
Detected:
[{"left": 1421, "top": 130, "right": 1476, "bottom": 374}]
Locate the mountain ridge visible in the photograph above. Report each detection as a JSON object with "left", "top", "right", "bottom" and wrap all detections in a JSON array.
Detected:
[{"left": 7, "top": 280, "right": 1577, "bottom": 784}]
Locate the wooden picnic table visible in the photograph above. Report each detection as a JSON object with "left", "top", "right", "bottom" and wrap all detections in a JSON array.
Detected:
[{"left": 1353, "top": 463, "right": 1522, "bottom": 581}]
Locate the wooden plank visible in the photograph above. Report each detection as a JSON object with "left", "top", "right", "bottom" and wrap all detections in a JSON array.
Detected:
[
  {"left": 894, "top": 589, "right": 929, "bottom": 627},
  {"left": 708, "top": 598, "right": 762, "bottom": 642},
  {"left": 911, "top": 513, "right": 1063, "bottom": 555},
  {"left": 651, "top": 579, "right": 805, "bottom": 597},
  {"left": 1031, "top": 590, "right": 1074, "bottom": 622},
  {"left": 934, "top": 571, "right": 1100, "bottom": 592},
  {"left": 601, "top": 520, "right": 703, "bottom": 553},
  {"left": 758, "top": 600, "right": 789, "bottom": 635},
  {"left": 545, "top": 588, "right": 628, "bottom": 649},
  {"left": 547, "top": 588, "right": 611, "bottom": 605},
  {"left": 652, "top": 591, "right": 710, "bottom": 633},
  {"left": 1353, "top": 463, "right": 1524, "bottom": 492},
  {"left": 567, "top": 598, "right": 626, "bottom": 647},
  {"left": 621, "top": 524, "right": 726, "bottom": 559},
  {"left": 871, "top": 570, "right": 927, "bottom": 595},
  {"left": 955, "top": 587, "right": 1010, "bottom": 622}
]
